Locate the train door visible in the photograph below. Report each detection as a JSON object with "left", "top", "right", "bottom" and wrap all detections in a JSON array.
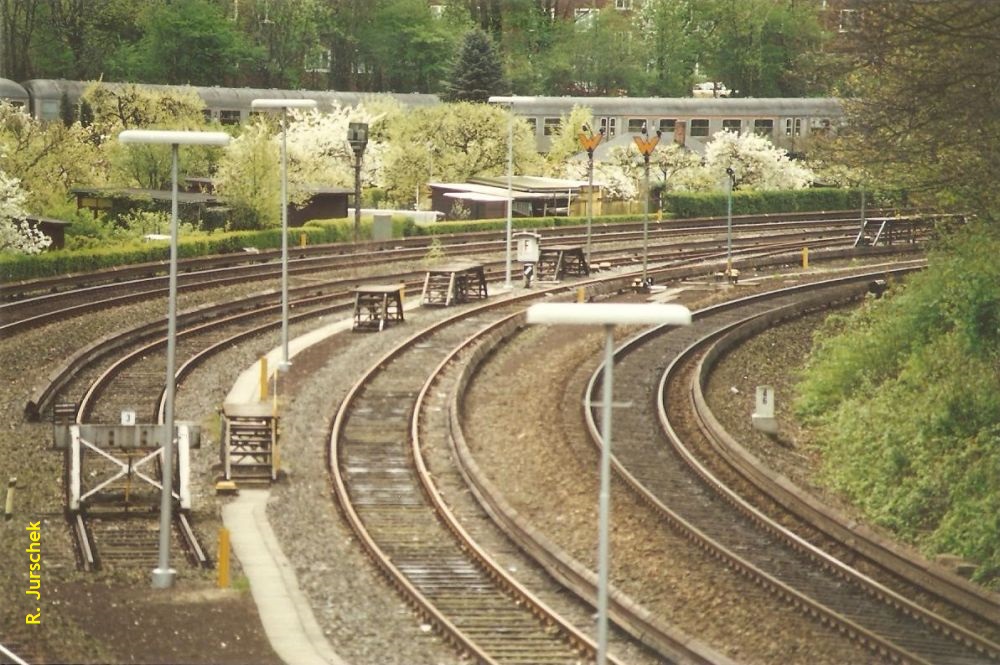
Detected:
[{"left": 597, "top": 116, "right": 617, "bottom": 140}]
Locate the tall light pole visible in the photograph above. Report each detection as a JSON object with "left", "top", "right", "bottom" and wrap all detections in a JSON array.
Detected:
[
  {"left": 348, "top": 122, "right": 369, "bottom": 245},
  {"left": 526, "top": 302, "right": 692, "bottom": 665},
  {"left": 251, "top": 98, "right": 317, "bottom": 371},
  {"left": 578, "top": 124, "right": 604, "bottom": 265},
  {"left": 633, "top": 125, "right": 660, "bottom": 286},
  {"left": 725, "top": 166, "right": 736, "bottom": 273},
  {"left": 119, "top": 129, "right": 230, "bottom": 589},
  {"left": 488, "top": 96, "right": 537, "bottom": 290}
]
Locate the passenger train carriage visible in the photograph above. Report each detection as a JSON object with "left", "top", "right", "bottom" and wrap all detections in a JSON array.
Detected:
[{"left": 0, "top": 78, "right": 843, "bottom": 154}]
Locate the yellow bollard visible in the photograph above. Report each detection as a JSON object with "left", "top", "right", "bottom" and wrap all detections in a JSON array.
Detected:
[
  {"left": 802, "top": 247, "right": 810, "bottom": 269},
  {"left": 399, "top": 282, "right": 406, "bottom": 302},
  {"left": 217, "top": 527, "right": 231, "bottom": 589},
  {"left": 259, "top": 357, "right": 269, "bottom": 401},
  {"left": 299, "top": 232, "right": 307, "bottom": 248},
  {"left": 577, "top": 287, "right": 586, "bottom": 303}
]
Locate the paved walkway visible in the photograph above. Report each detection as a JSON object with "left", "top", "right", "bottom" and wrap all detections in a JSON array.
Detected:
[
  {"left": 222, "top": 490, "right": 348, "bottom": 665},
  {"left": 221, "top": 313, "right": 362, "bottom": 665}
]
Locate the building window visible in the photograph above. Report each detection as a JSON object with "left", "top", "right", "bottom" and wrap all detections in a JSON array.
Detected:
[
  {"left": 219, "top": 110, "right": 242, "bottom": 125},
  {"left": 690, "top": 119, "right": 710, "bottom": 137},
  {"left": 722, "top": 119, "right": 742, "bottom": 133},
  {"left": 543, "top": 117, "right": 560, "bottom": 136},
  {"left": 658, "top": 118, "right": 676, "bottom": 133},
  {"left": 599, "top": 117, "right": 617, "bottom": 138},
  {"left": 627, "top": 118, "right": 646, "bottom": 133},
  {"left": 615, "top": 0, "right": 631, "bottom": 9},
  {"left": 754, "top": 119, "right": 774, "bottom": 136},
  {"left": 839, "top": 9, "right": 859, "bottom": 32}
]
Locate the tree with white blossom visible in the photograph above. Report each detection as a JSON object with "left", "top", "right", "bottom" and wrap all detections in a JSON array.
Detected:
[
  {"left": 214, "top": 102, "right": 385, "bottom": 229},
  {"left": 0, "top": 170, "right": 50, "bottom": 254},
  {"left": 703, "top": 130, "right": 813, "bottom": 190}
]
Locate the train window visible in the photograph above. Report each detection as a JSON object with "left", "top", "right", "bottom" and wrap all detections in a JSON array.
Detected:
[
  {"left": 598, "top": 117, "right": 617, "bottom": 138},
  {"left": 754, "top": 119, "right": 774, "bottom": 137},
  {"left": 219, "top": 110, "right": 242, "bottom": 125},
  {"left": 784, "top": 118, "right": 802, "bottom": 137},
  {"left": 722, "top": 119, "right": 742, "bottom": 133},
  {"left": 690, "top": 119, "right": 710, "bottom": 137},
  {"left": 202, "top": 109, "right": 213, "bottom": 122},
  {"left": 543, "top": 118, "right": 560, "bottom": 136},
  {"left": 525, "top": 117, "right": 537, "bottom": 135},
  {"left": 627, "top": 118, "right": 646, "bottom": 133},
  {"left": 41, "top": 100, "right": 60, "bottom": 120},
  {"left": 658, "top": 118, "right": 676, "bottom": 133}
]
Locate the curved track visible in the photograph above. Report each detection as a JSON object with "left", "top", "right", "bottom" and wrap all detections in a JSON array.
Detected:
[{"left": 577, "top": 271, "right": 999, "bottom": 664}]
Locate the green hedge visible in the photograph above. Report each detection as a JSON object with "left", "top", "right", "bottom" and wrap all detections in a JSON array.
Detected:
[
  {"left": 3, "top": 188, "right": 883, "bottom": 281},
  {"left": 1, "top": 221, "right": 355, "bottom": 282},
  {"left": 663, "top": 187, "right": 869, "bottom": 218}
]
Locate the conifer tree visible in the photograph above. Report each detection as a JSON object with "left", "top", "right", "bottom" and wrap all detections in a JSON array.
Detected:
[{"left": 442, "top": 28, "right": 507, "bottom": 103}]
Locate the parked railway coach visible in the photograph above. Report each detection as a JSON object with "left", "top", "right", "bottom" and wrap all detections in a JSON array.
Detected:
[
  {"left": 505, "top": 95, "right": 845, "bottom": 154},
  {"left": 7, "top": 78, "right": 439, "bottom": 124},
  {"left": 0, "top": 77, "right": 29, "bottom": 109},
  {"left": 0, "top": 77, "right": 843, "bottom": 155}
]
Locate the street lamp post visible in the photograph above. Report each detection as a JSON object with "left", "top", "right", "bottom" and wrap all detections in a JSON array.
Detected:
[
  {"left": 348, "top": 122, "right": 369, "bottom": 245},
  {"left": 251, "top": 98, "right": 317, "bottom": 370},
  {"left": 488, "top": 96, "right": 537, "bottom": 290},
  {"left": 725, "top": 167, "right": 736, "bottom": 273},
  {"left": 526, "top": 302, "right": 692, "bottom": 665},
  {"left": 578, "top": 124, "right": 604, "bottom": 265},
  {"left": 633, "top": 125, "right": 661, "bottom": 286},
  {"left": 118, "top": 129, "right": 230, "bottom": 589}
]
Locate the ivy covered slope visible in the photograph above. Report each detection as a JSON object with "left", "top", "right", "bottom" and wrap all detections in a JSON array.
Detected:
[{"left": 795, "top": 223, "right": 1000, "bottom": 587}]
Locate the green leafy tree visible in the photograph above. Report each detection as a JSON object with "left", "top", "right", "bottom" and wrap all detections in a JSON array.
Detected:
[
  {"left": 82, "top": 83, "right": 216, "bottom": 190},
  {"left": 379, "top": 101, "right": 540, "bottom": 208},
  {"left": 442, "top": 28, "right": 507, "bottom": 102},
  {"left": 134, "top": 0, "right": 257, "bottom": 85},
  {"left": 836, "top": 1, "right": 1000, "bottom": 213},
  {"left": 642, "top": 0, "right": 705, "bottom": 96},
  {"left": 0, "top": 103, "right": 104, "bottom": 217},
  {"left": 362, "top": 0, "right": 460, "bottom": 93},
  {"left": 697, "top": 0, "right": 826, "bottom": 97},
  {"left": 539, "top": 9, "right": 643, "bottom": 95}
]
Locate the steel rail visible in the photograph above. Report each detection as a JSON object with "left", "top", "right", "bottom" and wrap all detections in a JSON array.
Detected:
[
  {"left": 688, "top": 294, "right": 1000, "bottom": 638},
  {"left": 581, "top": 270, "right": 1000, "bottom": 664}
]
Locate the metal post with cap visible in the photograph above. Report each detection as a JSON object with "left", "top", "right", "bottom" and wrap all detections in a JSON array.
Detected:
[
  {"left": 488, "top": 96, "right": 537, "bottom": 290},
  {"left": 526, "top": 302, "right": 692, "bottom": 665},
  {"left": 118, "top": 129, "right": 230, "bottom": 589},
  {"left": 250, "top": 98, "right": 317, "bottom": 370},
  {"left": 726, "top": 166, "right": 736, "bottom": 273},
  {"left": 633, "top": 125, "right": 661, "bottom": 285},
  {"left": 578, "top": 124, "right": 605, "bottom": 265},
  {"left": 348, "top": 122, "right": 369, "bottom": 245}
]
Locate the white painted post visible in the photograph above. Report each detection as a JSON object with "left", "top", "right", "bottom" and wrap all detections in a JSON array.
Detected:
[
  {"left": 178, "top": 425, "right": 191, "bottom": 510},
  {"left": 752, "top": 385, "right": 778, "bottom": 434},
  {"left": 69, "top": 425, "right": 81, "bottom": 511}
]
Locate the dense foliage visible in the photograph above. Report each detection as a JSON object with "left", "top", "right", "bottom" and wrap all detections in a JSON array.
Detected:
[
  {"left": 1, "top": 0, "right": 845, "bottom": 97},
  {"left": 795, "top": 224, "right": 1000, "bottom": 585}
]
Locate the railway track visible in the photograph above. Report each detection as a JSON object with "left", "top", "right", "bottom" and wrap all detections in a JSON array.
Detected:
[
  {"left": 573, "top": 271, "right": 1000, "bottom": 663},
  {"left": 329, "top": 293, "right": 621, "bottom": 664},
  {"left": 22, "top": 224, "right": 870, "bottom": 422},
  {"left": 325, "top": 253, "right": 921, "bottom": 663},
  {"left": 2, "top": 211, "right": 886, "bottom": 337}
]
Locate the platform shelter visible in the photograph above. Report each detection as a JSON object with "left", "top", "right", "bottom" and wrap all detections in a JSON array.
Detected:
[
  {"left": 352, "top": 284, "right": 405, "bottom": 331},
  {"left": 421, "top": 262, "right": 488, "bottom": 306}
]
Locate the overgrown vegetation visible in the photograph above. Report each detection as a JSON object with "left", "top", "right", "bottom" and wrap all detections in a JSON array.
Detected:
[{"left": 795, "top": 223, "right": 1000, "bottom": 586}]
